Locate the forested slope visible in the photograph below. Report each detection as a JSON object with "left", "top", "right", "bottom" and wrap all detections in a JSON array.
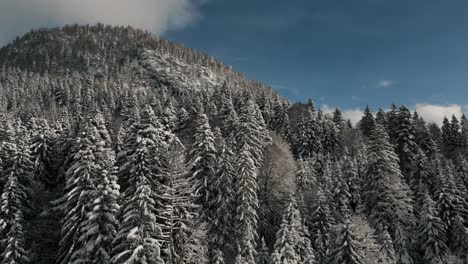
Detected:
[{"left": 0, "top": 24, "right": 467, "bottom": 264}]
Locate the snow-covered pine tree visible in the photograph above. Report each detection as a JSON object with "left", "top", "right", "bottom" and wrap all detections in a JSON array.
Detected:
[
  {"left": 375, "top": 224, "right": 397, "bottom": 264},
  {"left": 332, "top": 163, "right": 352, "bottom": 220},
  {"left": 294, "top": 111, "right": 322, "bottom": 158},
  {"left": 362, "top": 125, "right": 415, "bottom": 263},
  {"left": 208, "top": 144, "right": 236, "bottom": 262},
  {"left": 413, "top": 111, "right": 437, "bottom": 158},
  {"left": 29, "top": 117, "right": 57, "bottom": 188},
  {"left": 269, "top": 97, "right": 290, "bottom": 141},
  {"left": 417, "top": 193, "right": 447, "bottom": 264},
  {"left": 359, "top": 105, "right": 375, "bottom": 138},
  {"left": 188, "top": 111, "right": 217, "bottom": 214},
  {"left": 71, "top": 114, "right": 120, "bottom": 264},
  {"left": 112, "top": 106, "right": 175, "bottom": 263},
  {"left": 376, "top": 108, "right": 387, "bottom": 127},
  {"left": 0, "top": 146, "right": 31, "bottom": 264},
  {"left": 394, "top": 105, "right": 419, "bottom": 180},
  {"left": 295, "top": 158, "right": 316, "bottom": 213},
  {"left": 234, "top": 143, "right": 259, "bottom": 264},
  {"left": 386, "top": 103, "right": 399, "bottom": 144},
  {"left": 256, "top": 238, "right": 269, "bottom": 264},
  {"left": 271, "top": 218, "right": 300, "bottom": 264},
  {"left": 235, "top": 98, "right": 270, "bottom": 167},
  {"left": 433, "top": 161, "right": 468, "bottom": 256},
  {"left": 328, "top": 218, "right": 364, "bottom": 264},
  {"left": 55, "top": 114, "right": 116, "bottom": 264},
  {"left": 340, "top": 154, "right": 361, "bottom": 213},
  {"left": 307, "top": 185, "right": 333, "bottom": 264},
  {"left": 332, "top": 108, "right": 345, "bottom": 131},
  {"left": 409, "top": 149, "right": 432, "bottom": 211},
  {"left": 167, "top": 146, "right": 198, "bottom": 263}
]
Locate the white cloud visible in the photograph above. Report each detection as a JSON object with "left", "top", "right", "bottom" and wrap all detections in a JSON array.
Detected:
[
  {"left": 415, "top": 103, "right": 463, "bottom": 126},
  {"left": 321, "top": 103, "right": 465, "bottom": 127},
  {"left": 378, "top": 79, "right": 393, "bottom": 88},
  {"left": 0, "top": 0, "right": 203, "bottom": 44},
  {"left": 322, "top": 104, "right": 363, "bottom": 126}
]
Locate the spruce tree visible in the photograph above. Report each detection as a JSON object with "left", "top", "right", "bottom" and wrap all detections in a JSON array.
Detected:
[
  {"left": 55, "top": 115, "right": 117, "bottom": 264},
  {"left": 234, "top": 144, "right": 259, "bottom": 264},
  {"left": 0, "top": 150, "right": 30, "bottom": 264},
  {"left": 362, "top": 126, "right": 415, "bottom": 264},
  {"left": 188, "top": 111, "right": 217, "bottom": 214},
  {"left": 418, "top": 194, "right": 447, "bottom": 264},
  {"left": 359, "top": 105, "right": 375, "bottom": 138},
  {"left": 256, "top": 238, "right": 269, "bottom": 264},
  {"left": 73, "top": 115, "right": 120, "bottom": 264},
  {"left": 308, "top": 186, "right": 333, "bottom": 264},
  {"left": 112, "top": 107, "right": 174, "bottom": 263},
  {"left": 235, "top": 98, "right": 270, "bottom": 167},
  {"left": 394, "top": 105, "right": 419, "bottom": 180},
  {"left": 328, "top": 218, "right": 364, "bottom": 264},
  {"left": 208, "top": 144, "right": 236, "bottom": 262}
]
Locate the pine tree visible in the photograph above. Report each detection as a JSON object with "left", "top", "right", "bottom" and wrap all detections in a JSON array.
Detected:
[
  {"left": 188, "top": 111, "right": 217, "bottom": 214},
  {"left": 294, "top": 112, "right": 322, "bottom": 158},
  {"left": 333, "top": 108, "right": 345, "bottom": 131},
  {"left": 413, "top": 112, "right": 437, "bottom": 158},
  {"left": 295, "top": 158, "right": 316, "bottom": 212},
  {"left": 332, "top": 163, "right": 352, "bottom": 219},
  {"left": 271, "top": 218, "right": 300, "bottom": 264},
  {"left": 167, "top": 147, "right": 198, "bottom": 263},
  {"left": 235, "top": 98, "right": 270, "bottom": 167},
  {"left": 376, "top": 225, "right": 397, "bottom": 264},
  {"left": 386, "top": 103, "right": 399, "bottom": 144},
  {"left": 394, "top": 105, "right": 419, "bottom": 180},
  {"left": 341, "top": 155, "right": 361, "bottom": 213},
  {"left": 208, "top": 144, "right": 236, "bottom": 261},
  {"left": 362, "top": 126, "right": 415, "bottom": 263},
  {"left": 376, "top": 108, "right": 387, "bottom": 127},
  {"left": 328, "top": 218, "right": 364, "bottom": 264},
  {"left": 256, "top": 238, "right": 269, "bottom": 264},
  {"left": 409, "top": 150, "right": 432, "bottom": 211},
  {"left": 418, "top": 194, "right": 447, "bottom": 264},
  {"left": 359, "top": 105, "right": 375, "bottom": 138},
  {"left": 55, "top": 115, "right": 116, "bottom": 264},
  {"left": 0, "top": 154, "right": 30, "bottom": 264},
  {"left": 29, "top": 118, "right": 56, "bottom": 188},
  {"left": 307, "top": 186, "right": 333, "bottom": 264},
  {"left": 269, "top": 97, "right": 290, "bottom": 140},
  {"left": 112, "top": 107, "right": 175, "bottom": 263},
  {"left": 363, "top": 126, "right": 414, "bottom": 228},
  {"left": 234, "top": 144, "right": 259, "bottom": 264},
  {"left": 72, "top": 115, "right": 120, "bottom": 264}
]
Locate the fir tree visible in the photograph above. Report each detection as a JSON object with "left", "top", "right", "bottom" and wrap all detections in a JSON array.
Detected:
[
  {"left": 208, "top": 144, "right": 236, "bottom": 261},
  {"left": 359, "top": 105, "right": 375, "bottom": 138},
  {"left": 188, "top": 111, "right": 217, "bottom": 214},
  {"left": 417, "top": 194, "right": 447, "bottom": 264},
  {"left": 234, "top": 144, "right": 259, "bottom": 264},
  {"left": 256, "top": 238, "right": 269, "bottom": 264},
  {"left": 235, "top": 98, "right": 270, "bottom": 167},
  {"left": 0, "top": 160, "right": 30, "bottom": 264},
  {"left": 394, "top": 105, "right": 419, "bottom": 180},
  {"left": 112, "top": 107, "right": 175, "bottom": 263},
  {"left": 328, "top": 218, "right": 364, "bottom": 264}
]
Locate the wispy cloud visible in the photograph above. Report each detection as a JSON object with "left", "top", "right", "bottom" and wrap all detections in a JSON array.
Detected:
[
  {"left": 0, "top": 0, "right": 205, "bottom": 44},
  {"left": 378, "top": 79, "right": 394, "bottom": 88}
]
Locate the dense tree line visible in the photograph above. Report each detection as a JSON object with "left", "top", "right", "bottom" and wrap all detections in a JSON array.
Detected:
[{"left": 1, "top": 25, "right": 468, "bottom": 264}]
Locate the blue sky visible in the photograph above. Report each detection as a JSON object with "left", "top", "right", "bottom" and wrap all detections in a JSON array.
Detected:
[
  {"left": 165, "top": 0, "right": 468, "bottom": 113},
  {"left": 1, "top": 0, "right": 467, "bottom": 123}
]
